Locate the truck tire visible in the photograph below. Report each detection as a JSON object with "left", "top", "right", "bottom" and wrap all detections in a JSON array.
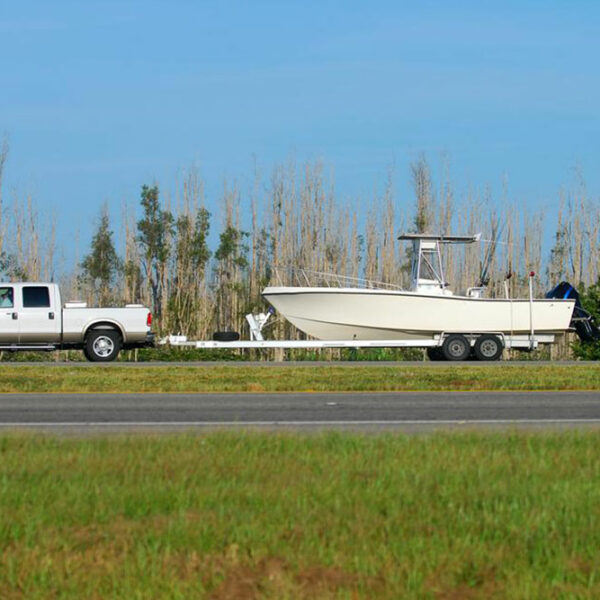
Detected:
[
  {"left": 441, "top": 334, "right": 471, "bottom": 361},
  {"left": 85, "top": 330, "right": 122, "bottom": 362},
  {"left": 473, "top": 334, "right": 503, "bottom": 361}
]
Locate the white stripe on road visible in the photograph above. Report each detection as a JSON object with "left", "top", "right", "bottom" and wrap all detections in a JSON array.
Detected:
[{"left": 1, "top": 419, "right": 600, "bottom": 427}]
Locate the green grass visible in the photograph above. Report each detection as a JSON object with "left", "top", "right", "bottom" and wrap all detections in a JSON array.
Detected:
[
  {"left": 1, "top": 432, "right": 600, "bottom": 598},
  {"left": 0, "top": 363, "right": 597, "bottom": 393}
]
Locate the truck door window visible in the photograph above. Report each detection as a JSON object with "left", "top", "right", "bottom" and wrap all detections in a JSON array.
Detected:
[
  {"left": 0, "top": 287, "right": 14, "bottom": 308},
  {"left": 22, "top": 286, "right": 50, "bottom": 308}
]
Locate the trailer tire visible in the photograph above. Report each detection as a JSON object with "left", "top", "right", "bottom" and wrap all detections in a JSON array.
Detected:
[
  {"left": 85, "top": 330, "right": 122, "bottom": 362},
  {"left": 426, "top": 347, "right": 445, "bottom": 361},
  {"left": 473, "top": 334, "right": 503, "bottom": 361},
  {"left": 441, "top": 334, "right": 471, "bottom": 361}
]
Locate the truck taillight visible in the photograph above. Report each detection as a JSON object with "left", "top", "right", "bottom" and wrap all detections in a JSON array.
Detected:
[{"left": 147, "top": 312, "right": 152, "bottom": 327}]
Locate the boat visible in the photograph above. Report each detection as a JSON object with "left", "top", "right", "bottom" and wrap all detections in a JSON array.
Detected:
[{"left": 262, "top": 233, "right": 577, "bottom": 343}]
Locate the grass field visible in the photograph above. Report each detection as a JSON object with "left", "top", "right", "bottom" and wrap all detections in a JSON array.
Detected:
[
  {"left": 0, "top": 363, "right": 597, "bottom": 393},
  {"left": 1, "top": 432, "right": 599, "bottom": 598}
]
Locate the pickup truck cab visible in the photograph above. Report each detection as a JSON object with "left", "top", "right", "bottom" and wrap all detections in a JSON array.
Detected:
[{"left": 0, "top": 283, "right": 154, "bottom": 361}]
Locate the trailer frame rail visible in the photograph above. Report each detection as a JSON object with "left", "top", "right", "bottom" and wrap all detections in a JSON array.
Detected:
[{"left": 160, "top": 311, "right": 556, "bottom": 353}]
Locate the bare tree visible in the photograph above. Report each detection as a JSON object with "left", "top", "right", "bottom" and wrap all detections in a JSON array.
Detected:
[{"left": 411, "top": 155, "right": 433, "bottom": 233}]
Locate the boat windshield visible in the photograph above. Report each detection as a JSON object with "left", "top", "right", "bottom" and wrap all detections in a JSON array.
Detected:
[{"left": 417, "top": 255, "right": 440, "bottom": 282}]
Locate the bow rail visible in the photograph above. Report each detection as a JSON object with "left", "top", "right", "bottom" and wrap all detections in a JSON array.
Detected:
[{"left": 271, "top": 265, "right": 404, "bottom": 291}]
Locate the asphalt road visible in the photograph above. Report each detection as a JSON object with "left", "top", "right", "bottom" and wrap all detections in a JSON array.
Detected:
[{"left": 1, "top": 391, "right": 600, "bottom": 432}]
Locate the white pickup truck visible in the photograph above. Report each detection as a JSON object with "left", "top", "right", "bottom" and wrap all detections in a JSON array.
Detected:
[{"left": 0, "top": 282, "right": 154, "bottom": 361}]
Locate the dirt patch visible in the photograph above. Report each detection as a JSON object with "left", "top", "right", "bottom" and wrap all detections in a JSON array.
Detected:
[
  {"left": 208, "top": 558, "right": 373, "bottom": 599},
  {"left": 209, "top": 565, "right": 262, "bottom": 600},
  {"left": 245, "top": 382, "right": 265, "bottom": 392},
  {"left": 425, "top": 566, "right": 502, "bottom": 599},
  {"left": 69, "top": 514, "right": 172, "bottom": 550},
  {"left": 295, "top": 565, "right": 358, "bottom": 590},
  {"left": 209, "top": 557, "right": 287, "bottom": 600},
  {"left": 567, "top": 556, "right": 594, "bottom": 578}
]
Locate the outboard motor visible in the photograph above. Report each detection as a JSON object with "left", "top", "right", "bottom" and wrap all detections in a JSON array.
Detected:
[{"left": 546, "top": 281, "right": 600, "bottom": 342}]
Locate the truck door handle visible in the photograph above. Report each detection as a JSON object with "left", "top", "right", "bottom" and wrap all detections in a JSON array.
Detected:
[
  {"left": 11, "top": 312, "right": 17, "bottom": 320},
  {"left": 49, "top": 312, "right": 55, "bottom": 320}
]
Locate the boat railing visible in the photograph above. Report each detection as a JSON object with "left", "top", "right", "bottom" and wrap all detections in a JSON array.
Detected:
[{"left": 271, "top": 265, "right": 404, "bottom": 290}]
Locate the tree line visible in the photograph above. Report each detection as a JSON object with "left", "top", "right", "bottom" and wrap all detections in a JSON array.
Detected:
[{"left": 1, "top": 142, "right": 599, "bottom": 353}]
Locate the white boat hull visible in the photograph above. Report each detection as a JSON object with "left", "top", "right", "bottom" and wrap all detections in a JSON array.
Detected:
[{"left": 262, "top": 287, "right": 575, "bottom": 341}]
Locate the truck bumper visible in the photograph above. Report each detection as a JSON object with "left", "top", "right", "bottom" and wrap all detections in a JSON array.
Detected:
[{"left": 125, "top": 332, "right": 155, "bottom": 349}]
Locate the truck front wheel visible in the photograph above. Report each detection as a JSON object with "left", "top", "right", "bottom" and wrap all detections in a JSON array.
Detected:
[{"left": 85, "top": 330, "right": 122, "bottom": 362}]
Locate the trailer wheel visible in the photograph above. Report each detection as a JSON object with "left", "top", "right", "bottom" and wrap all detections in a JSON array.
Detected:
[
  {"left": 426, "top": 347, "right": 445, "bottom": 361},
  {"left": 441, "top": 334, "right": 471, "bottom": 361},
  {"left": 85, "top": 330, "right": 121, "bottom": 362},
  {"left": 473, "top": 334, "right": 503, "bottom": 361}
]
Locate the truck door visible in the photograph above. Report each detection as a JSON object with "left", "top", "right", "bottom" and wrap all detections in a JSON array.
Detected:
[
  {"left": 0, "top": 286, "right": 19, "bottom": 343},
  {"left": 18, "top": 285, "right": 61, "bottom": 343}
]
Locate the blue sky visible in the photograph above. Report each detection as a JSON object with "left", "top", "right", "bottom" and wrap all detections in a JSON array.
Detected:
[{"left": 1, "top": 1, "right": 599, "bottom": 253}]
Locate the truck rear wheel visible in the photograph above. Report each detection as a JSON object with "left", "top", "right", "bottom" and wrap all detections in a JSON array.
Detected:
[{"left": 85, "top": 330, "right": 121, "bottom": 362}]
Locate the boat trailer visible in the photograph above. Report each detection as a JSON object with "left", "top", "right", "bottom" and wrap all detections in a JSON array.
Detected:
[{"left": 160, "top": 310, "right": 559, "bottom": 361}]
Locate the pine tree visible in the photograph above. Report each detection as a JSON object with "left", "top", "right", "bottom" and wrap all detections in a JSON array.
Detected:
[
  {"left": 214, "top": 225, "right": 249, "bottom": 330},
  {"left": 80, "top": 205, "right": 121, "bottom": 305},
  {"left": 137, "top": 185, "right": 174, "bottom": 319},
  {"left": 168, "top": 207, "right": 211, "bottom": 335}
]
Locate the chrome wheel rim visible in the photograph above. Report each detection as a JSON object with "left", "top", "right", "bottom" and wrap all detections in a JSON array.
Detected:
[{"left": 93, "top": 336, "right": 114, "bottom": 358}]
